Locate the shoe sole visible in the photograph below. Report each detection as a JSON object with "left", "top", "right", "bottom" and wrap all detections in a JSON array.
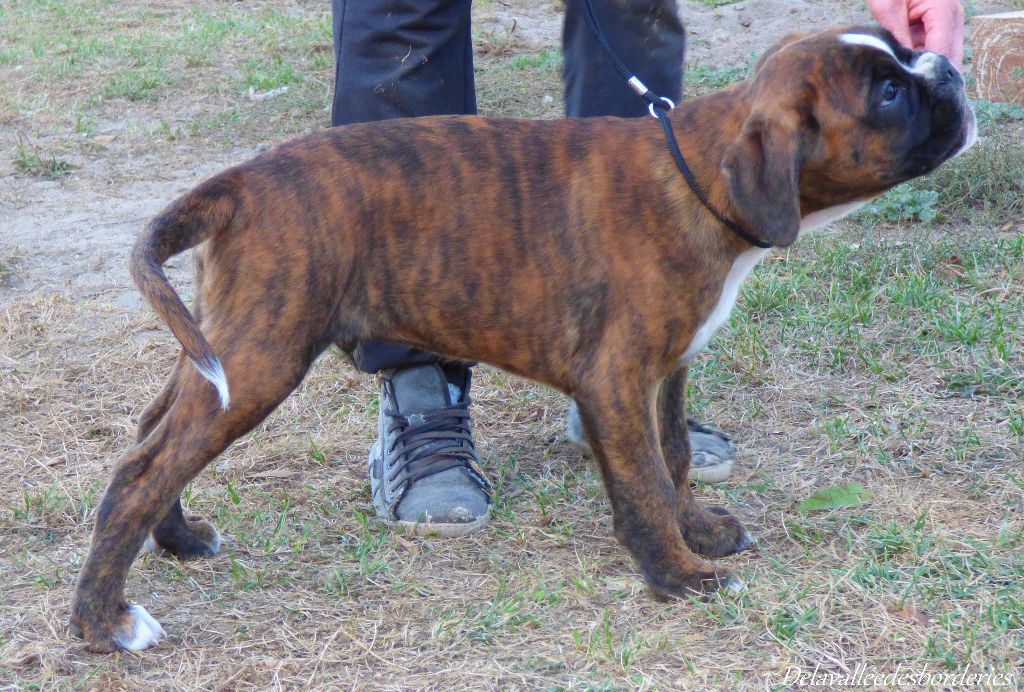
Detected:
[
  {"left": 689, "top": 458, "right": 734, "bottom": 484},
  {"left": 567, "top": 438, "right": 734, "bottom": 484},
  {"left": 369, "top": 440, "right": 492, "bottom": 538},
  {"left": 373, "top": 513, "right": 491, "bottom": 538}
]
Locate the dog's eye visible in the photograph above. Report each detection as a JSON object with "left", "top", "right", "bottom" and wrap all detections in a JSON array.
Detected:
[{"left": 879, "top": 80, "right": 901, "bottom": 107}]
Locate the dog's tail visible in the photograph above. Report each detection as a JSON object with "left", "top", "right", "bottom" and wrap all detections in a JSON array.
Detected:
[{"left": 130, "top": 177, "right": 238, "bottom": 410}]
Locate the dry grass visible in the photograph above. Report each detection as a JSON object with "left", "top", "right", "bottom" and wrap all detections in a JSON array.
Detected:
[{"left": 2, "top": 1, "right": 1023, "bottom": 689}]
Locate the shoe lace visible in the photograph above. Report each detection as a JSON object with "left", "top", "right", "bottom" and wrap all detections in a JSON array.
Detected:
[{"left": 385, "top": 401, "right": 480, "bottom": 487}]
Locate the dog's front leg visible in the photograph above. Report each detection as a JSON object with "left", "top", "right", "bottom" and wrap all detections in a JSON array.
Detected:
[
  {"left": 657, "top": 365, "right": 754, "bottom": 558},
  {"left": 574, "top": 375, "right": 734, "bottom": 599}
]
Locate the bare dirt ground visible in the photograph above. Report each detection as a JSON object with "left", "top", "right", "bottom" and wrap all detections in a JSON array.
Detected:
[{"left": 2, "top": 0, "right": 1022, "bottom": 689}]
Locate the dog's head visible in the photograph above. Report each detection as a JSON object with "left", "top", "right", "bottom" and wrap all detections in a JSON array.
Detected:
[{"left": 720, "top": 25, "right": 976, "bottom": 247}]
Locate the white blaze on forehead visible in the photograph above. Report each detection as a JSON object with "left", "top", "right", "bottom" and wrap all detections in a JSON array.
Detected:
[
  {"left": 839, "top": 33, "right": 899, "bottom": 60},
  {"left": 911, "top": 51, "right": 946, "bottom": 80},
  {"left": 838, "top": 33, "right": 945, "bottom": 79}
]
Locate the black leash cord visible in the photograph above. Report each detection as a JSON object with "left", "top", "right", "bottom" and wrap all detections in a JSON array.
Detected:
[
  {"left": 578, "top": 0, "right": 669, "bottom": 109},
  {"left": 652, "top": 107, "right": 772, "bottom": 249},
  {"left": 578, "top": 0, "right": 772, "bottom": 250}
]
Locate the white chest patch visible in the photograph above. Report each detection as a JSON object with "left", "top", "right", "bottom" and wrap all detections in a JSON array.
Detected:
[
  {"left": 681, "top": 248, "right": 768, "bottom": 362},
  {"left": 799, "top": 200, "right": 870, "bottom": 233},
  {"left": 681, "top": 201, "right": 870, "bottom": 363}
]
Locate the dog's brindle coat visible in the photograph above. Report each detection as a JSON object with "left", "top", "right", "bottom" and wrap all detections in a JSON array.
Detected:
[{"left": 71, "top": 27, "right": 974, "bottom": 651}]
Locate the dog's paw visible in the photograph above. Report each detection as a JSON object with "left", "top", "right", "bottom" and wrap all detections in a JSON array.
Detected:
[
  {"left": 709, "top": 506, "right": 757, "bottom": 553},
  {"left": 112, "top": 605, "right": 165, "bottom": 651},
  {"left": 71, "top": 602, "right": 166, "bottom": 653},
  {"left": 724, "top": 573, "right": 746, "bottom": 595},
  {"left": 735, "top": 529, "right": 757, "bottom": 553},
  {"left": 646, "top": 568, "right": 737, "bottom": 601},
  {"left": 147, "top": 519, "right": 222, "bottom": 561},
  {"left": 680, "top": 506, "right": 755, "bottom": 559}
]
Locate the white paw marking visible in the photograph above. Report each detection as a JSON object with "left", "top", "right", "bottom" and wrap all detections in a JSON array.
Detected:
[
  {"left": 114, "top": 604, "right": 165, "bottom": 651},
  {"left": 206, "top": 526, "right": 222, "bottom": 555},
  {"left": 740, "top": 530, "right": 757, "bottom": 551},
  {"left": 143, "top": 536, "right": 156, "bottom": 554},
  {"left": 726, "top": 576, "right": 745, "bottom": 595}
]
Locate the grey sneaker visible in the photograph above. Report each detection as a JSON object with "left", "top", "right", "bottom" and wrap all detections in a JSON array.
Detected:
[
  {"left": 369, "top": 364, "right": 492, "bottom": 536},
  {"left": 565, "top": 401, "right": 735, "bottom": 483}
]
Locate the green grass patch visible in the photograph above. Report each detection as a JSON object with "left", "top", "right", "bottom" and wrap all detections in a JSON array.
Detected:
[
  {"left": 846, "top": 519, "right": 1024, "bottom": 670},
  {"left": 856, "top": 131, "right": 1024, "bottom": 226},
  {"left": 103, "top": 65, "right": 173, "bottom": 101},
  {"left": 240, "top": 54, "right": 304, "bottom": 92},
  {"left": 508, "top": 48, "right": 562, "bottom": 72},
  {"left": 0, "top": 1, "right": 334, "bottom": 144},
  {"left": 686, "top": 62, "right": 749, "bottom": 91},
  {"left": 12, "top": 143, "right": 74, "bottom": 179},
  {"left": 475, "top": 48, "right": 563, "bottom": 118},
  {"left": 690, "top": 228, "right": 1024, "bottom": 438}
]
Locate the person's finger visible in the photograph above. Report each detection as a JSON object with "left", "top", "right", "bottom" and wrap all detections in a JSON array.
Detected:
[
  {"left": 866, "top": 0, "right": 914, "bottom": 48},
  {"left": 913, "top": 0, "right": 965, "bottom": 67},
  {"left": 950, "top": 12, "right": 965, "bottom": 67},
  {"left": 909, "top": 22, "right": 926, "bottom": 49},
  {"left": 942, "top": 2, "right": 966, "bottom": 68}
]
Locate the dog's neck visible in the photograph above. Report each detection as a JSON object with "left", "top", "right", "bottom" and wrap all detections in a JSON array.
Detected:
[
  {"left": 663, "top": 85, "right": 753, "bottom": 238},
  {"left": 662, "top": 84, "right": 870, "bottom": 250}
]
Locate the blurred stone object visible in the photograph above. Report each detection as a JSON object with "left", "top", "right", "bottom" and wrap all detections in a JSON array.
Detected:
[{"left": 971, "top": 12, "right": 1024, "bottom": 104}]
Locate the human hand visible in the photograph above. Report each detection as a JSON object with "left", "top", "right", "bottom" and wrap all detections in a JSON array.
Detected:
[{"left": 866, "top": 0, "right": 965, "bottom": 68}]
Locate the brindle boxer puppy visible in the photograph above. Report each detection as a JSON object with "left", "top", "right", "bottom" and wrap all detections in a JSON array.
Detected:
[{"left": 71, "top": 26, "right": 975, "bottom": 651}]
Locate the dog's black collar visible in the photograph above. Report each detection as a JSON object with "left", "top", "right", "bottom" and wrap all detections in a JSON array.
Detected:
[
  {"left": 579, "top": 0, "right": 772, "bottom": 250},
  {"left": 650, "top": 103, "right": 773, "bottom": 249}
]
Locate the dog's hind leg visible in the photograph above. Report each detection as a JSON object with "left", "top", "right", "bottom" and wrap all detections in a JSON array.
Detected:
[
  {"left": 574, "top": 366, "right": 734, "bottom": 600},
  {"left": 135, "top": 353, "right": 184, "bottom": 443},
  {"left": 133, "top": 297, "right": 224, "bottom": 559},
  {"left": 71, "top": 327, "right": 322, "bottom": 652},
  {"left": 136, "top": 286, "right": 209, "bottom": 444},
  {"left": 146, "top": 498, "right": 222, "bottom": 560},
  {"left": 657, "top": 365, "right": 755, "bottom": 559},
  {"left": 133, "top": 356, "right": 224, "bottom": 560}
]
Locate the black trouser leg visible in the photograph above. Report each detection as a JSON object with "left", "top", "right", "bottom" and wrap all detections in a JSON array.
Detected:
[
  {"left": 332, "top": 0, "right": 476, "bottom": 374},
  {"left": 332, "top": 0, "right": 686, "bottom": 374},
  {"left": 331, "top": 0, "right": 476, "bottom": 127},
  {"left": 563, "top": 0, "right": 685, "bottom": 118}
]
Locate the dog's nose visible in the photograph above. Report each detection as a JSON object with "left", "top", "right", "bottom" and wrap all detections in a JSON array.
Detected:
[
  {"left": 940, "top": 60, "right": 962, "bottom": 87},
  {"left": 913, "top": 52, "right": 962, "bottom": 89}
]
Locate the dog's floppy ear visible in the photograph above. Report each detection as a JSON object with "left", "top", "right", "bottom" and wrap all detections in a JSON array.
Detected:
[{"left": 720, "top": 108, "right": 802, "bottom": 247}]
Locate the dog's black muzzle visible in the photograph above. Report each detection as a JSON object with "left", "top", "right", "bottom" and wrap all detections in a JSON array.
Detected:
[{"left": 905, "top": 54, "right": 975, "bottom": 177}]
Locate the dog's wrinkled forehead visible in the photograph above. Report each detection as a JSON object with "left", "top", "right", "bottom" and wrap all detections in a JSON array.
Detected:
[{"left": 837, "top": 31, "right": 947, "bottom": 81}]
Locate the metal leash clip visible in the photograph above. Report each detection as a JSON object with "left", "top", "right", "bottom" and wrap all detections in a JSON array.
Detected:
[
  {"left": 585, "top": 0, "right": 769, "bottom": 247},
  {"left": 626, "top": 76, "right": 675, "bottom": 118},
  {"left": 648, "top": 97, "right": 675, "bottom": 119}
]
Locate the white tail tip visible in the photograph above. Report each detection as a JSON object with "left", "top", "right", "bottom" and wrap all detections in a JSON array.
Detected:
[{"left": 192, "top": 355, "right": 230, "bottom": 410}]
